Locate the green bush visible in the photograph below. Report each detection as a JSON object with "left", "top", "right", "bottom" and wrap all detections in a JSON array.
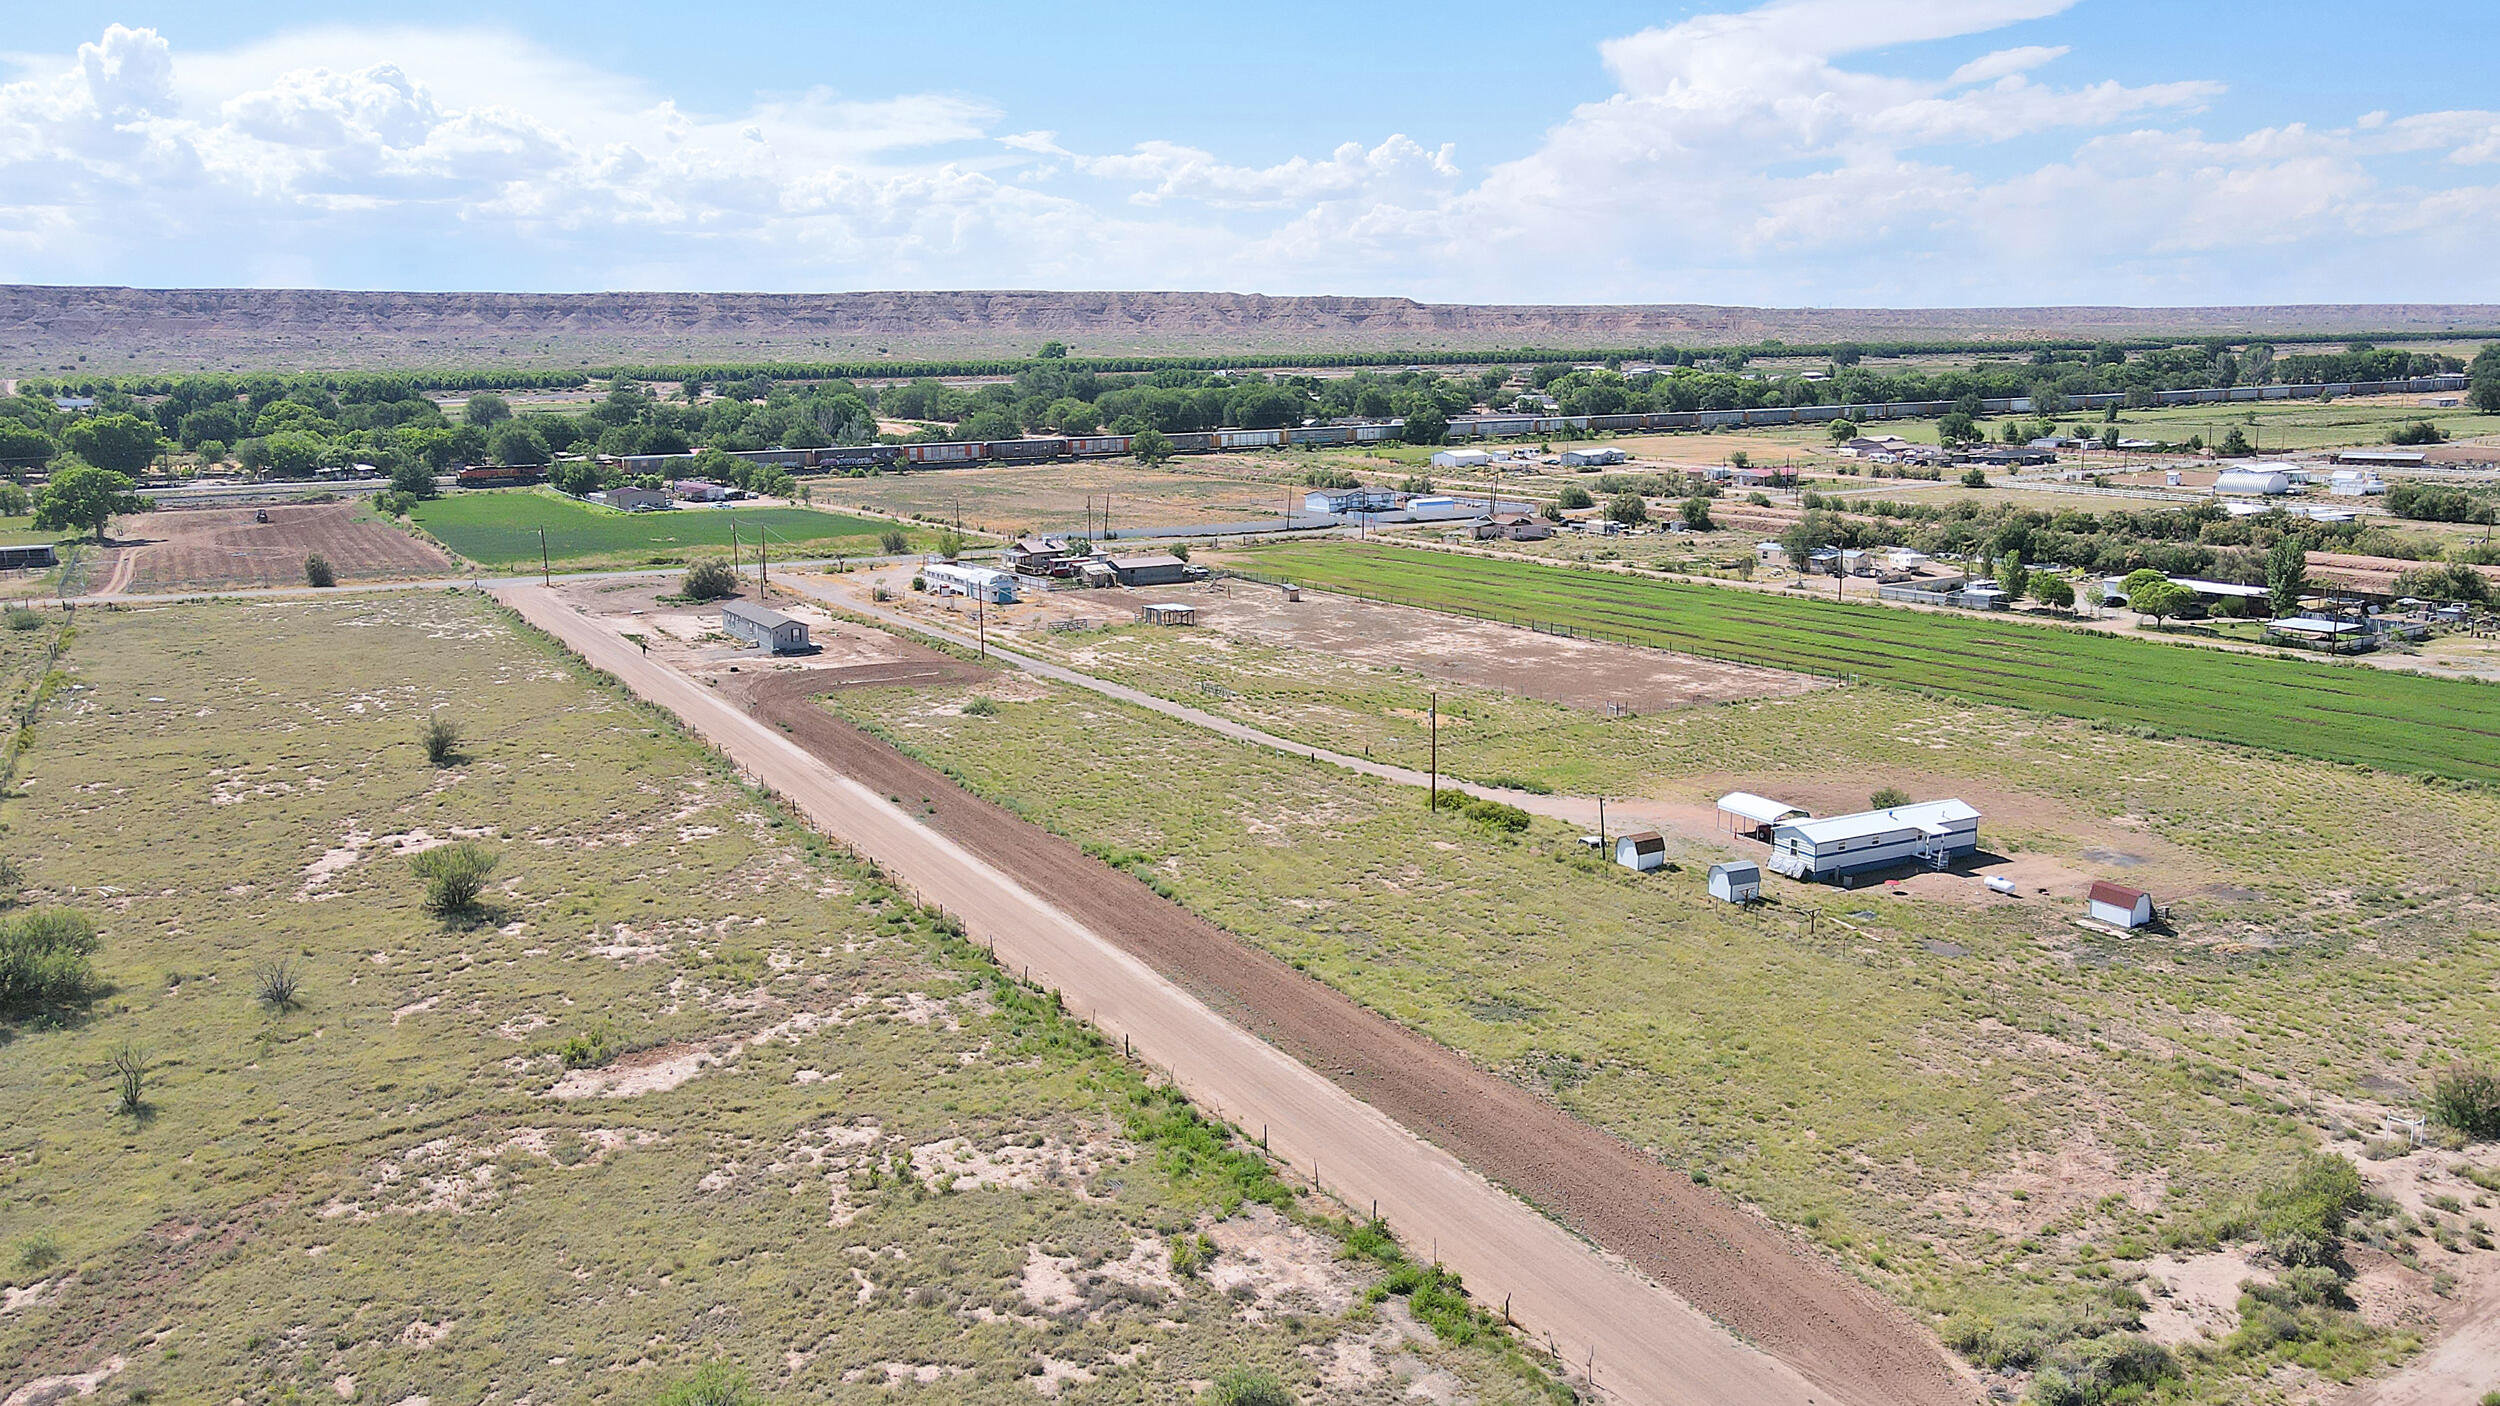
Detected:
[
  {"left": 1432, "top": 790, "right": 1530, "bottom": 833},
  {"left": 303, "top": 553, "right": 336, "bottom": 588},
  {"left": 1870, "top": 785, "right": 1910, "bottom": 809},
  {"left": 410, "top": 842, "right": 499, "bottom": 916},
  {"left": 649, "top": 1364, "right": 764, "bottom": 1406},
  {"left": 2027, "top": 1333, "right": 2176, "bottom": 1406},
  {"left": 557, "top": 1024, "right": 622, "bottom": 1069},
  {"left": 1209, "top": 1370, "right": 1294, "bottom": 1406},
  {"left": 4, "top": 607, "right": 45, "bottom": 632},
  {"left": 877, "top": 528, "right": 908, "bottom": 555},
  {"left": 2429, "top": 1060, "right": 2500, "bottom": 1140},
  {"left": 0, "top": 907, "right": 100, "bottom": 1008},
  {"left": 681, "top": 559, "right": 738, "bottom": 600},
  {"left": 419, "top": 714, "right": 461, "bottom": 766}
]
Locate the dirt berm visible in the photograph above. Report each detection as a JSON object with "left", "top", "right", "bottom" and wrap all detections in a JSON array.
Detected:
[{"left": 731, "top": 665, "right": 1974, "bottom": 1406}]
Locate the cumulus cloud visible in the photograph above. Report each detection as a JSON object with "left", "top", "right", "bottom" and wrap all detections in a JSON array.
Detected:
[{"left": 0, "top": 6, "right": 2497, "bottom": 302}]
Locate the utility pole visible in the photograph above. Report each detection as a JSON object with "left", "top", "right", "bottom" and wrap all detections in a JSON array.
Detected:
[
  {"left": 1428, "top": 690, "right": 1439, "bottom": 813},
  {"left": 538, "top": 526, "right": 551, "bottom": 586},
  {"left": 759, "top": 530, "right": 769, "bottom": 594},
  {"left": 1598, "top": 797, "right": 1607, "bottom": 848},
  {"left": 730, "top": 522, "right": 742, "bottom": 575},
  {"left": 976, "top": 589, "right": 986, "bottom": 659}
]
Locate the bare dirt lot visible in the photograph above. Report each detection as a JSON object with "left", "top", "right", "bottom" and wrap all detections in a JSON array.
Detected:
[
  {"left": 1166, "top": 582, "right": 1823, "bottom": 712},
  {"left": 97, "top": 503, "right": 452, "bottom": 594},
  {"left": 830, "top": 459, "right": 1298, "bottom": 537}
]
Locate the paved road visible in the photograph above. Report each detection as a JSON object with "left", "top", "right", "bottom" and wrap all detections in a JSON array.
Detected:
[{"left": 497, "top": 582, "right": 1849, "bottom": 1406}]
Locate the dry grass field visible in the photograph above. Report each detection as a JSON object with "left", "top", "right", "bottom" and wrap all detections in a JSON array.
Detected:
[
  {"left": 0, "top": 594, "right": 1564, "bottom": 1406},
  {"left": 819, "top": 611, "right": 2500, "bottom": 1404}
]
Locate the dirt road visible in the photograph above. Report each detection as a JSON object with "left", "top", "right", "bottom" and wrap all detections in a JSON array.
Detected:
[{"left": 499, "top": 584, "right": 1973, "bottom": 1406}]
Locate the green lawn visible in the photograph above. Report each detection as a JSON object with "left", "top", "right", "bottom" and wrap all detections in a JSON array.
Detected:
[
  {"left": 410, "top": 489, "right": 917, "bottom": 571},
  {"left": 1225, "top": 542, "right": 2500, "bottom": 782}
]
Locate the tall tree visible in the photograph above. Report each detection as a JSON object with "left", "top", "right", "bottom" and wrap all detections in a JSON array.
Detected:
[
  {"left": 2265, "top": 537, "right": 2310, "bottom": 617},
  {"left": 62, "top": 413, "right": 165, "bottom": 476},
  {"left": 34, "top": 462, "right": 151, "bottom": 543}
]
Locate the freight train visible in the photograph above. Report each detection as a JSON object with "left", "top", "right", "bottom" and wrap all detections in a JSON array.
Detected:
[{"left": 598, "top": 374, "right": 2469, "bottom": 479}]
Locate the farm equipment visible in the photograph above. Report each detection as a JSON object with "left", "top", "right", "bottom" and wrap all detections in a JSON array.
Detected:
[{"left": 255, "top": 509, "right": 270, "bottom": 523}]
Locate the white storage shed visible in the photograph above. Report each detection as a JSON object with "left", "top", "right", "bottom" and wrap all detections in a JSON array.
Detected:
[
  {"left": 2087, "top": 881, "right": 2155, "bottom": 929},
  {"left": 922, "top": 563, "right": 1019, "bottom": 603},
  {"left": 1613, "top": 831, "right": 1668, "bottom": 872},
  {"left": 1708, "top": 861, "right": 1762, "bottom": 903}
]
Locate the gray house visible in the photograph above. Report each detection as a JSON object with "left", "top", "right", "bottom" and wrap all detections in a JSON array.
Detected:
[{"left": 721, "top": 599, "right": 811, "bottom": 654}]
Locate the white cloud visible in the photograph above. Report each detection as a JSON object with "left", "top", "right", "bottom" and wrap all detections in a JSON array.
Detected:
[{"left": 0, "top": 7, "right": 2497, "bottom": 303}]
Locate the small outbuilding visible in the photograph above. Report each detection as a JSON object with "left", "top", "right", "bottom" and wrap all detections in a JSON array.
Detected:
[
  {"left": 1431, "top": 448, "right": 1494, "bottom": 470},
  {"left": 1139, "top": 602, "right": 1198, "bottom": 626},
  {"left": 2087, "top": 881, "right": 2155, "bottom": 930},
  {"left": 1613, "top": 831, "right": 1668, "bottom": 872},
  {"left": 721, "top": 599, "right": 811, "bottom": 654},
  {"left": 1708, "top": 861, "right": 1762, "bottom": 904}
]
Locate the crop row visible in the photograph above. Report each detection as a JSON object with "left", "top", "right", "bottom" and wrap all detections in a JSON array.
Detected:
[{"left": 1237, "top": 543, "right": 2500, "bottom": 782}]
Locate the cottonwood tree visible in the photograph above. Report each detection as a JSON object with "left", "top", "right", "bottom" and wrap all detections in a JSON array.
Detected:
[{"left": 33, "top": 462, "right": 150, "bottom": 543}]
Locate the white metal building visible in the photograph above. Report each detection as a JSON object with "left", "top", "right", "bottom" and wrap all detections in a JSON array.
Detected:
[
  {"left": 1708, "top": 861, "right": 1762, "bottom": 903},
  {"left": 2087, "top": 881, "right": 2155, "bottom": 929},
  {"left": 922, "top": 563, "right": 1019, "bottom": 603},
  {"left": 1430, "top": 449, "right": 1494, "bottom": 470},
  {"left": 721, "top": 600, "right": 811, "bottom": 654},
  {"left": 2213, "top": 465, "right": 2294, "bottom": 496},
  {"left": 1559, "top": 447, "right": 1628, "bottom": 467},
  {"left": 1767, "top": 799, "right": 1980, "bottom": 882},
  {"left": 1613, "top": 831, "right": 1667, "bottom": 872}
]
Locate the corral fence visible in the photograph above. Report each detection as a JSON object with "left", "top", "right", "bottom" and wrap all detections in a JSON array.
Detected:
[{"left": 1214, "top": 565, "right": 1860, "bottom": 684}]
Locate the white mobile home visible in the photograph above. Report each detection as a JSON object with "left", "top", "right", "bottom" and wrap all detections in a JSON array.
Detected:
[
  {"left": 922, "top": 563, "right": 1019, "bottom": 604},
  {"left": 1767, "top": 799, "right": 1980, "bottom": 882}
]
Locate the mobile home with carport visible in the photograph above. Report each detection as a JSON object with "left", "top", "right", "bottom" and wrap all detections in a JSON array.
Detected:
[{"left": 1766, "top": 799, "right": 1981, "bottom": 882}]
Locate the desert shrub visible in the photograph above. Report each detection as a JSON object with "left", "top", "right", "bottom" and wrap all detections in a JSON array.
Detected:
[
  {"left": 109, "top": 1045, "right": 147, "bottom": 1113},
  {"left": 252, "top": 958, "right": 303, "bottom": 1011},
  {"left": 4, "top": 607, "right": 45, "bottom": 631},
  {"left": 2026, "top": 1333, "right": 2176, "bottom": 1406},
  {"left": 1474, "top": 774, "right": 1553, "bottom": 795},
  {"left": 960, "top": 697, "right": 998, "bottom": 717},
  {"left": 681, "top": 559, "right": 738, "bottom": 600},
  {"left": 557, "top": 1024, "right": 621, "bottom": 1069},
  {"left": 1431, "top": 790, "right": 1531, "bottom": 833},
  {"left": 2428, "top": 1060, "right": 2500, "bottom": 1140},
  {"left": 303, "top": 554, "right": 336, "bottom": 588},
  {"left": 419, "top": 714, "right": 461, "bottom": 766},
  {"left": 0, "top": 907, "right": 100, "bottom": 1008},
  {"left": 649, "top": 1364, "right": 764, "bottom": 1406},
  {"left": 910, "top": 575, "right": 926, "bottom": 592},
  {"left": 1168, "top": 1232, "right": 1218, "bottom": 1277},
  {"left": 1870, "top": 785, "right": 1911, "bottom": 809},
  {"left": 410, "top": 842, "right": 499, "bottom": 915},
  {"left": 1209, "top": 1370, "right": 1294, "bottom": 1406},
  {"left": 877, "top": 528, "right": 907, "bottom": 555},
  {"left": 15, "top": 1231, "right": 60, "bottom": 1272}
]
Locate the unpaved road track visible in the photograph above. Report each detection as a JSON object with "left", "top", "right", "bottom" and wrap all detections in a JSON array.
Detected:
[{"left": 500, "top": 584, "right": 1971, "bottom": 1406}]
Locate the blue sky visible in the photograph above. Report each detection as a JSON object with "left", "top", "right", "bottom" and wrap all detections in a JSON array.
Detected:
[{"left": 6, "top": 1, "right": 2499, "bottom": 304}]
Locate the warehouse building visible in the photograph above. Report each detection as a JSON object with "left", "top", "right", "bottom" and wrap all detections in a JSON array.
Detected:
[
  {"left": 721, "top": 600, "right": 811, "bottom": 654},
  {"left": 1430, "top": 448, "right": 1494, "bottom": 470},
  {"left": 1766, "top": 799, "right": 1980, "bottom": 882},
  {"left": 2213, "top": 465, "right": 2294, "bottom": 496}
]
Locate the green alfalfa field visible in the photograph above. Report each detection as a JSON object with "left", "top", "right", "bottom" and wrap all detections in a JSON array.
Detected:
[{"left": 1222, "top": 541, "right": 2500, "bottom": 783}]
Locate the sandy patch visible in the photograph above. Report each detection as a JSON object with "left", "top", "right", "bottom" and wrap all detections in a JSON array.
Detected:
[
  {"left": 1, "top": 1356, "right": 124, "bottom": 1406},
  {"left": 2139, "top": 1251, "right": 2265, "bottom": 1346},
  {"left": 1202, "top": 1204, "right": 1363, "bottom": 1318}
]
